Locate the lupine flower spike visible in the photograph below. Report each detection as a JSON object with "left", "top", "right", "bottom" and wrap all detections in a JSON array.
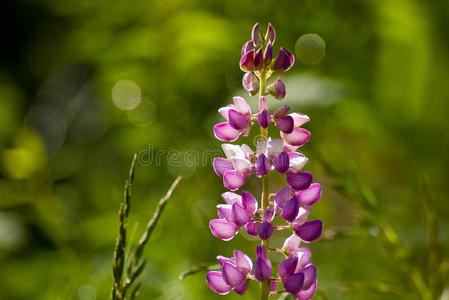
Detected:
[{"left": 208, "top": 23, "right": 323, "bottom": 300}]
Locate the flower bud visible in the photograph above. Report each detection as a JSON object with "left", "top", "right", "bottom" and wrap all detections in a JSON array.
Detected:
[
  {"left": 265, "top": 23, "right": 276, "bottom": 44},
  {"left": 254, "top": 47, "right": 264, "bottom": 70},
  {"left": 264, "top": 42, "right": 273, "bottom": 66},
  {"left": 239, "top": 49, "right": 255, "bottom": 72},
  {"left": 242, "top": 72, "right": 259, "bottom": 96},
  {"left": 241, "top": 40, "right": 254, "bottom": 56},
  {"left": 251, "top": 23, "right": 263, "bottom": 47},
  {"left": 258, "top": 221, "right": 274, "bottom": 240},
  {"left": 273, "top": 48, "right": 295, "bottom": 72},
  {"left": 268, "top": 77, "right": 286, "bottom": 100},
  {"left": 257, "top": 109, "right": 271, "bottom": 129},
  {"left": 256, "top": 153, "right": 270, "bottom": 177}
]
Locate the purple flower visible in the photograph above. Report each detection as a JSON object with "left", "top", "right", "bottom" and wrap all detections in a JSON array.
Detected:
[
  {"left": 214, "top": 97, "right": 252, "bottom": 141},
  {"left": 287, "top": 171, "right": 313, "bottom": 191},
  {"left": 240, "top": 49, "right": 255, "bottom": 72},
  {"left": 293, "top": 219, "right": 323, "bottom": 242},
  {"left": 251, "top": 23, "right": 263, "bottom": 47},
  {"left": 206, "top": 250, "right": 253, "bottom": 295},
  {"left": 209, "top": 190, "right": 258, "bottom": 241},
  {"left": 268, "top": 77, "right": 286, "bottom": 100},
  {"left": 254, "top": 246, "right": 271, "bottom": 281},
  {"left": 273, "top": 48, "right": 295, "bottom": 72},
  {"left": 241, "top": 40, "right": 254, "bottom": 56},
  {"left": 264, "top": 41, "right": 273, "bottom": 66},
  {"left": 265, "top": 23, "right": 276, "bottom": 44},
  {"left": 242, "top": 72, "right": 259, "bottom": 95}
]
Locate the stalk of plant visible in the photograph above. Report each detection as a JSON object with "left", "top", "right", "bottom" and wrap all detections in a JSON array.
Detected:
[
  {"left": 111, "top": 154, "right": 182, "bottom": 300},
  {"left": 207, "top": 23, "right": 323, "bottom": 299}
]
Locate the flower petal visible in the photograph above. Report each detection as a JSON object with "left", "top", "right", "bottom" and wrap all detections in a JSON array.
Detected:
[
  {"left": 221, "top": 192, "right": 242, "bottom": 205},
  {"left": 257, "top": 221, "right": 274, "bottom": 240},
  {"left": 295, "top": 183, "right": 321, "bottom": 205},
  {"left": 251, "top": 23, "right": 263, "bottom": 46},
  {"left": 233, "top": 279, "right": 249, "bottom": 295},
  {"left": 264, "top": 41, "right": 273, "bottom": 65},
  {"left": 240, "top": 49, "right": 255, "bottom": 72},
  {"left": 282, "top": 128, "right": 311, "bottom": 147},
  {"left": 281, "top": 196, "right": 300, "bottom": 222},
  {"left": 273, "top": 48, "right": 295, "bottom": 72},
  {"left": 254, "top": 47, "right": 263, "bottom": 69},
  {"left": 273, "top": 105, "right": 290, "bottom": 121},
  {"left": 223, "top": 170, "right": 245, "bottom": 191},
  {"left": 241, "top": 190, "right": 258, "bottom": 216},
  {"left": 241, "top": 40, "right": 254, "bottom": 56},
  {"left": 217, "top": 204, "right": 233, "bottom": 222},
  {"left": 242, "top": 72, "right": 259, "bottom": 95},
  {"left": 218, "top": 106, "right": 232, "bottom": 120},
  {"left": 222, "top": 144, "right": 245, "bottom": 160},
  {"left": 294, "top": 220, "right": 323, "bottom": 243},
  {"left": 267, "top": 138, "right": 284, "bottom": 159},
  {"left": 287, "top": 172, "right": 313, "bottom": 191},
  {"left": 275, "top": 186, "right": 292, "bottom": 209},
  {"left": 278, "top": 256, "right": 299, "bottom": 280},
  {"left": 231, "top": 157, "right": 252, "bottom": 175},
  {"left": 268, "top": 77, "right": 286, "bottom": 100},
  {"left": 265, "top": 23, "right": 276, "bottom": 44},
  {"left": 256, "top": 153, "right": 270, "bottom": 177},
  {"left": 283, "top": 272, "right": 304, "bottom": 294},
  {"left": 222, "top": 262, "right": 245, "bottom": 287},
  {"left": 291, "top": 206, "right": 312, "bottom": 227},
  {"left": 207, "top": 271, "right": 232, "bottom": 295},
  {"left": 257, "top": 109, "right": 271, "bottom": 129},
  {"left": 295, "top": 248, "right": 312, "bottom": 271},
  {"left": 232, "top": 202, "right": 250, "bottom": 226},
  {"left": 274, "top": 151, "right": 290, "bottom": 173},
  {"left": 302, "top": 264, "right": 317, "bottom": 290},
  {"left": 233, "top": 96, "right": 251, "bottom": 118},
  {"left": 276, "top": 115, "right": 294, "bottom": 134},
  {"left": 214, "top": 122, "right": 240, "bottom": 141},
  {"left": 295, "top": 279, "right": 317, "bottom": 300},
  {"left": 245, "top": 222, "right": 258, "bottom": 236},
  {"left": 228, "top": 109, "right": 249, "bottom": 130},
  {"left": 254, "top": 256, "right": 271, "bottom": 281},
  {"left": 213, "top": 157, "right": 234, "bottom": 177},
  {"left": 290, "top": 113, "right": 310, "bottom": 127},
  {"left": 282, "top": 234, "right": 302, "bottom": 256},
  {"left": 289, "top": 153, "right": 308, "bottom": 172},
  {"left": 233, "top": 250, "right": 253, "bottom": 275},
  {"left": 209, "top": 219, "right": 239, "bottom": 241}
]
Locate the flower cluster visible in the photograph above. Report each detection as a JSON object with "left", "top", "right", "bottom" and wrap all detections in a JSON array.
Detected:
[{"left": 207, "top": 23, "right": 323, "bottom": 300}]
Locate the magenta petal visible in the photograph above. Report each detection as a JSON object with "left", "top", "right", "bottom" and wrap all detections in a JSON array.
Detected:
[
  {"left": 209, "top": 219, "right": 239, "bottom": 241},
  {"left": 214, "top": 122, "right": 240, "bottom": 141},
  {"left": 295, "top": 248, "right": 312, "bottom": 270},
  {"left": 222, "top": 262, "right": 245, "bottom": 287},
  {"left": 275, "top": 186, "right": 292, "bottom": 209},
  {"left": 216, "top": 255, "right": 234, "bottom": 268},
  {"left": 264, "top": 41, "right": 273, "bottom": 66},
  {"left": 241, "top": 40, "right": 254, "bottom": 56},
  {"left": 295, "top": 279, "right": 317, "bottom": 300},
  {"left": 281, "top": 196, "right": 300, "bottom": 222},
  {"left": 223, "top": 170, "right": 245, "bottom": 191},
  {"left": 254, "top": 47, "right": 263, "bottom": 69},
  {"left": 207, "top": 271, "right": 231, "bottom": 295},
  {"left": 233, "top": 250, "right": 253, "bottom": 275},
  {"left": 213, "top": 157, "right": 234, "bottom": 177},
  {"left": 263, "top": 207, "right": 275, "bottom": 222},
  {"left": 257, "top": 109, "right": 271, "bottom": 129},
  {"left": 276, "top": 116, "right": 294, "bottom": 134},
  {"left": 301, "top": 264, "right": 317, "bottom": 290},
  {"left": 290, "top": 113, "right": 310, "bottom": 127},
  {"left": 232, "top": 202, "right": 250, "bottom": 226},
  {"left": 296, "top": 183, "right": 322, "bottom": 205},
  {"left": 273, "top": 47, "right": 295, "bottom": 72},
  {"left": 233, "top": 96, "right": 251, "bottom": 118},
  {"left": 287, "top": 171, "right": 313, "bottom": 191},
  {"left": 217, "top": 204, "right": 233, "bottom": 222},
  {"left": 256, "top": 153, "right": 270, "bottom": 177},
  {"left": 282, "top": 128, "right": 311, "bottom": 146},
  {"left": 228, "top": 109, "right": 249, "bottom": 130},
  {"left": 273, "top": 105, "right": 290, "bottom": 121},
  {"left": 257, "top": 221, "right": 273, "bottom": 240},
  {"left": 245, "top": 222, "right": 258, "bottom": 236},
  {"left": 274, "top": 151, "right": 290, "bottom": 173},
  {"left": 233, "top": 279, "right": 249, "bottom": 295},
  {"left": 240, "top": 49, "right": 255, "bottom": 72},
  {"left": 278, "top": 256, "right": 299, "bottom": 280},
  {"left": 283, "top": 272, "right": 304, "bottom": 294},
  {"left": 241, "top": 190, "right": 258, "bottom": 215},
  {"left": 294, "top": 220, "right": 323, "bottom": 242}
]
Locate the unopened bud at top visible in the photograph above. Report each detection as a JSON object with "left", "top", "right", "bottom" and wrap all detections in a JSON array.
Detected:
[
  {"left": 241, "top": 40, "right": 254, "bottom": 56},
  {"left": 252, "top": 23, "right": 263, "bottom": 47},
  {"left": 242, "top": 72, "right": 259, "bottom": 96},
  {"left": 265, "top": 23, "right": 276, "bottom": 44},
  {"left": 240, "top": 49, "right": 255, "bottom": 72}
]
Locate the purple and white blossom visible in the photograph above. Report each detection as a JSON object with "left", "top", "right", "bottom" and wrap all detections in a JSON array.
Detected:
[{"left": 207, "top": 23, "right": 323, "bottom": 300}]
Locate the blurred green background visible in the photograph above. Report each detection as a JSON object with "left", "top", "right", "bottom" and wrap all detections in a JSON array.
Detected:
[{"left": 1, "top": 0, "right": 448, "bottom": 299}]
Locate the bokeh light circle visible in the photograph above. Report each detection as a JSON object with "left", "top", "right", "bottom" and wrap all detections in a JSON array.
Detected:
[{"left": 295, "top": 33, "right": 326, "bottom": 65}]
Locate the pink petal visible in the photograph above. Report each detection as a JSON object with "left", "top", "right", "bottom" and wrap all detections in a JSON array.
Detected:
[
  {"left": 209, "top": 219, "right": 239, "bottom": 241},
  {"left": 288, "top": 152, "right": 308, "bottom": 172},
  {"left": 230, "top": 157, "right": 252, "bottom": 175},
  {"left": 228, "top": 109, "right": 249, "bottom": 130},
  {"left": 213, "top": 157, "right": 234, "bottom": 177},
  {"left": 278, "top": 256, "right": 299, "bottom": 279},
  {"left": 301, "top": 264, "right": 317, "bottom": 290},
  {"left": 223, "top": 170, "right": 245, "bottom": 191},
  {"left": 222, "top": 262, "right": 245, "bottom": 287},
  {"left": 295, "top": 183, "right": 322, "bottom": 205},
  {"left": 290, "top": 113, "right": 310, "bottom": 127},
  {"left": 233, "top": 250, "right": 253, "bottom": 275},
  {"left": 217, "top": 204, "right": 233, "bottom": 223},
  {"left": 218, "top": 106, "right": 233, "bottom": 120},
  {"left": 214, "top": 122, "right": 240, "bottom": 141},
  {"left": 231, "top": 202, "right": 250, "bottom": 226},
  {"left": 295, "top": 279, "right": 317, "bottom": 300},
  {"left": 233, "top": 279, "right": 249, "bottom": 295},
  {"left": 294, "top": 220, "right": 323, "bottom": 243},
  {"left": 233, "top": 96, "right": 251, "bottom": 118},
  {"left": 221, "top": 192, "right": 242, "bottom": 205},
  {"left": 295, "top": 248, "right": 312, "bottom": 271},
  {"left": 282, "top": 234, "right": 302, "bottom": 256},
  {"left": 241, "top": 190, "right": 258, "bottom": 215},
  {"left": 206, "top": 271, "right": 231, "bottom": 295},
  {"left": 282, "top": 128, "right": 311, "bottom": 147}
]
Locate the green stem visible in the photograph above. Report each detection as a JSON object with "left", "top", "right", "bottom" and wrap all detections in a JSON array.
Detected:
[{"left": 259, "top": 72, "right": 270, "bottom": 300}]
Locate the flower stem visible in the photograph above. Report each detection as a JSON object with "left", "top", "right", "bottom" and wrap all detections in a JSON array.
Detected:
[{"left": 259, "top": 71, "right": 270, "bottom": 300}]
